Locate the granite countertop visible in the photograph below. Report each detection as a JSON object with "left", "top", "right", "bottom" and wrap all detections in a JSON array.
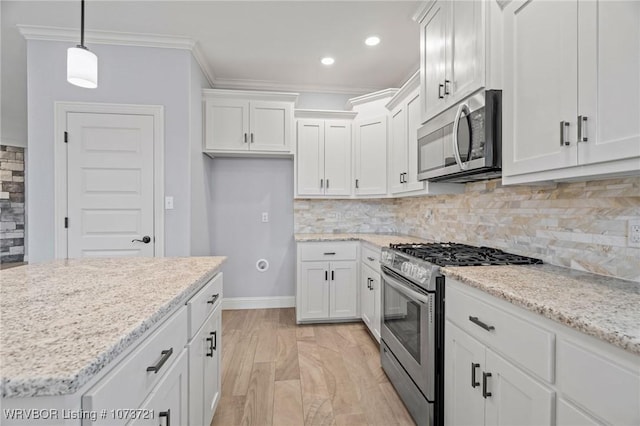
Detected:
[
  {"left": 294, "top": 233, "right": 429, "bottom": 248},
  {"left": 442, "top": 264, "right": 640, "bottom": 356},
  {"left": 0, "top": 256, "right": 226, "bottom": 399}
]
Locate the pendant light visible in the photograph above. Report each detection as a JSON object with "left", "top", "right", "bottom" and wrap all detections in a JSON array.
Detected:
[{"left": 67, "top": 0, "right": 98, "bottom": 88}]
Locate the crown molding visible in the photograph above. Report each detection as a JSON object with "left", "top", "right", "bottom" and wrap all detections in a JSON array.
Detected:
[
  {"left": 203, "top": 88, "right": 299, "bottom": 103},
  {"left": 412, "top": 1, "right": 436, "bottom": 23},
  {"left": 213, "top": 77, "right": 373, "bottom": 96},
  {"left": 385, "top": 70, "right": 420, "bottom": 111},
  {"left": 294, "top": 109, "right": 358, "bottom": 120},
  {"left": 191, "top": 42, "right": 215, "bottom": 87},
  {"left": 346, "top": 88, "right": 399, "bottom": 110}
]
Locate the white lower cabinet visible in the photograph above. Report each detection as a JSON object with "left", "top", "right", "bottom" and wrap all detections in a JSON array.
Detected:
[
  {"left": 131, "top": 350, "right": 189, "bottom": 426},
  {"left": 296, "top": 242, "right": 359, "bottom": 322},
  {"left": 445, "top": 321, "right": 554, "bottom": 426},
  {"left": 360, "top": 263, "right": 380, "bottom": 342},
  {"left": 187, "top": 304, "right": 221, "bottom": 426},
  {"left": 446, "top": 278, "right": 640, "bottom": 426}
]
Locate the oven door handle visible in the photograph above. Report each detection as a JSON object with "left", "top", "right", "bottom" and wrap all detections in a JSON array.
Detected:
[{"left": 383, "top": 272, "right": 430, "bottom": 305}]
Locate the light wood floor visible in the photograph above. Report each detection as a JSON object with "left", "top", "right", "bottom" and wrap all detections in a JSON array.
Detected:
[{"left": 212, "top": 308, "right": 416, "bottom": 426}]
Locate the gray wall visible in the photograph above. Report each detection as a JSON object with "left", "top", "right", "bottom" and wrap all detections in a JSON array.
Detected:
[
  {"left": 210, "top": 158, "right": 295, "bottom": 298},
  {"left": 26, "top": 40, "right": 192, "bottom": 262}
]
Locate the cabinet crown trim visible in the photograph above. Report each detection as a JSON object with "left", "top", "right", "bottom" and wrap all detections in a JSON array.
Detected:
[
  {"left": 346, "top": 88, "right": 399, "bottom": 109},
  {"left": 295, "top": 109, "right": 358, "bottom": 120},
  {"left": 202, "top": 88, "right": 299, "bottom": 103},
  {"left": 385, "top": 70, "right": 420, "bottom": 111},
  {"left": 412, "top": 1, "right": 436, "bottom": 23}
]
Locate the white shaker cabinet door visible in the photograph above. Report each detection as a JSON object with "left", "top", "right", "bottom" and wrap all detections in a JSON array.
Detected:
[
  {"left": 249, "top": 101, "right": 292, "bottom": 152},
  {"left": 329, "top": 260, "right": 358, "bottom": 319},
  {"left": 421, "top": 0, "right": 448, "bottom": 123},
  {"left": 354, "top": 116, "right": 388, "bottom": 196},
  {"left": 299, "top": 261, "right": 330, "bottom": 320},
  {"left": 324, "top": 120, "right": 352, "bottom": 196},
  {"left": 390, "top": 105, "right": 408, "bottom": 194},
  {"left": 202, "top": 308, "right": 221, "bottom": 426},
  {"left": 577, "top": 0, "right": 640, "bottom": 165},
  {"left": 204, "top": 99, "right": 250, "bottom": 151},
  {"left": 297, "top": 120, "right": 325, "bottom": 196},
  {"left": 445, "top": 321, "right": 485, "bottom": 426},
  {"left": 405, "top": 90, "right": 425, "bottom": 192},
  {"left": 503, "top": 0, "right": 578, "bottom": 176},
  {"left": 484, "top": 349, "right": 554, "bottom": 426}
]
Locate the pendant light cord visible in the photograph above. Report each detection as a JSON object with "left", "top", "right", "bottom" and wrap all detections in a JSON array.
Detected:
[{"left": 80, "top": 0, "right": 85, "bottom": 48}]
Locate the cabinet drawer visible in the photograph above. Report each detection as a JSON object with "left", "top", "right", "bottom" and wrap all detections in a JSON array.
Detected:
[
  {"left": 446, "top": 283, "right": 554, "bottom": 382},
  {"left": 82, "top": 308, "right": 188, "bottom": 424},
  {"left": 361, "top": 245, "right": 381, "bottom": 272},
  {"left": 299, "top": 242, "right": 357, "bottom": 261},
  {"left": 188, "top": 273, "right": 223, "bottom": 338},
  {"left": 557, "top": 339, "right": 640, "bottom": 425}
]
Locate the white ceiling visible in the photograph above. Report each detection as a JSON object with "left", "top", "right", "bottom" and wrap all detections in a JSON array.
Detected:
[{"left": 1, "top": 1, "right": 421, "bottom": 143}]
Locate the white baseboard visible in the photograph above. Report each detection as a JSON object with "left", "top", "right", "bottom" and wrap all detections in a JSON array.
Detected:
[{"left": 222, "top": 296, "right": 295, "bottom": 310}]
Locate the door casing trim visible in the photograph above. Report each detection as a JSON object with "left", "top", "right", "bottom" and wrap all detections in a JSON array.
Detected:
[{"left": 54, "top": 102, "right": 165, "bottom": 258}]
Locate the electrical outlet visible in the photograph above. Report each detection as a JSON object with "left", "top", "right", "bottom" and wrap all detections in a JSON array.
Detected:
[
  {"left": 262, "top": 212, "right": 269, "bottom": 223},
  {"left": 629, "top": 219, "right": 640, "bottom": 247},
  {"left": 165, "top": 196, "right": 174, "bottom": 210}
]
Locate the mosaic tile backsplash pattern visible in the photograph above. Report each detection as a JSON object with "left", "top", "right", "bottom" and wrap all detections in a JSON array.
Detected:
[
  {"left": 0, "top": 146, "right": 25, "bottom": 264},
  {"left": 295, "top": 177, "right": 640, "bottom": 282}
]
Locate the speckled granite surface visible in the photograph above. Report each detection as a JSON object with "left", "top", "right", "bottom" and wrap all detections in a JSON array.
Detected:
[
  {"left": 295, "top": 233, "right": 429, "bottom": 247},
  {"left": 442, "top": 264, "right": 640, "bottom": 356},
  {"left": 0, "top": 256, "right": 226, "bottom": 398}
]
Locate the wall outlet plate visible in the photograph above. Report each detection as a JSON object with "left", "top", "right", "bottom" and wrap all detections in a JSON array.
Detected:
[
  {"left": 262, "top": 212, "right": 269, "bottom": 223},
  {"left": 165, "top": 196, "right": 174, "bottom": 210},
  {"left": 629, "top": 219, "right": 640, "bottom": 247}
]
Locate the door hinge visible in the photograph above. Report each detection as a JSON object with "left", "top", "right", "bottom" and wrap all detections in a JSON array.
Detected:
[
  {"left": 64, "top": 217, "right": 69, "bottom": 228},
  {"left": 64, "top": 131, "right": 68, "bottom": 143}
]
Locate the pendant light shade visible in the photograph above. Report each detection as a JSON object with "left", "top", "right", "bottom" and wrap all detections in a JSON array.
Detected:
[
  {"left": 67, "top": 46, "right": 98, "bottom": 88},
  {"left": 67, "top": 0, "right": 98, "bottom": 88}
]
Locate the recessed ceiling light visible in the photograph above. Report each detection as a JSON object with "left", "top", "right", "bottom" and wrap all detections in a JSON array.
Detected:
[
  {"left": 321, "top": 57, "right": 335, "bottom": 66},
  {"left": 365, "top": 36, "right": 381, "bottom": 46}
]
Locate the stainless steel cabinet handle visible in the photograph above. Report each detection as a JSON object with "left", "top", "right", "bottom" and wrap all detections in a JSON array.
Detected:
[
  {"left": 250, "top": 133, "right": 254, "bottom": 143},
  {"left": 482, "top": 372, "right": 492, "bottom": 398},
  {"left": 146, "top": 348, "right": 173, "bottom": 373},
  {"left": 471, "top": 363, "right": 480, "bottom": 388},
  {"left": 438, "top": 83, "right": 445, "bottom": 99},
  {"left": 560, "top": 121, "right": 570, "bottom": 146},
  {"left": 578, "top": 115, "right": 588, "bottom": 142},
  {"left": 469, "top": 316, "right": 495, "bottom": 332},
  {"left": 244, "top": 133, "right": 248, "bottom": 143},
  {"left": 444, "top": 79, "right": 451, "bottom": 95}
]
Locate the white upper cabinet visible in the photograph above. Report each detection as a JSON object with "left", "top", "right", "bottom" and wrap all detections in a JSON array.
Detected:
[
  {"left": 354, "top": 115, "right": 388, "bottom": 196},
  {"left": 503, "top": 0, "right": 640, "bottom": 184},
  {"left": 417, "top": 0, "right": 492, "bottom": 124},
  {"left": 203, "top": 89, "right": 297, "bottom": 157},
  {"left": 295, "top": 110, "right": 356, "bottom": 198}
]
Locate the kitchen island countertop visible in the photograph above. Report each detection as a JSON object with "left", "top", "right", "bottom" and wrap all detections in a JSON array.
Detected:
[
  {"left": 442, "top": 264, "right": 640, "bottom": 356},
  {"left": 0, "top": 256, "right": 226, "bottom": 398}
]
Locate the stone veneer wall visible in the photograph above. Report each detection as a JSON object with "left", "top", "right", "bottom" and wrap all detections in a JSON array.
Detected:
[
  {"left": 294, "top": 199, "right": 396, "bottom": 234},
  {"left": 0, "top": 146, "right": 26, "bottom": 264},
  {"left": 294, "top": 176, "right": 640, "bottom": 282}
]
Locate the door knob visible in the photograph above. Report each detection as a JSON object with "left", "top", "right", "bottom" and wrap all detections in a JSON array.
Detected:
[{"left": 132, "top": 236, "right": 151, "bottom": 244}]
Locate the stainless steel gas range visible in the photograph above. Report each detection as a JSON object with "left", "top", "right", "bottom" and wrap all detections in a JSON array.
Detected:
[{"left": 379, "top": 243, "right": 542, "bottom": 426}]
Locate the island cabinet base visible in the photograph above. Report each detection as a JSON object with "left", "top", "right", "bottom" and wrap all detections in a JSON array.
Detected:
[{"left": 1, "top": 272, "right": 224, "bottom": 426}]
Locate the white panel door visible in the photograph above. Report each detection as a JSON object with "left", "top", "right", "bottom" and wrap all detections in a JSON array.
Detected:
[
  {"left": 354, "top": 116, "right": 388, "bottom": 196},
  {"left": 203, "top": 308, "right": 221, "bottom": 426},
  {"left": 484, "top": 349, "right": 554, "bottom": 426},
  {"left": 360, "top": 265, "right": 375, "bottom": 330},
  {"left": 67, "top": 112, "right": 155, "bottom": 258},
  {"left": 577, "top": 0, "right": 640, "bottom": 165},
  {"left": 445, "top": 321, "right": 485, "bottom": 426},
  {"left": 557, "top": 398, "right": 603, "bottom": 426},
  {"left": 421, "top": 0, "right": 448, "bottom": 122},
  {"left": 296, "top": 120, "right": 325, "bottom": 196},
  {"left": 448, "top": 0, "right": 484, "bottom": 102},
  {"left": 503, "top": 0, "right": 578, "bottom": 176},
  {"left": 390, "top": 105, "right": 407, "bottom": 194},
  {"left": 250, "top": 101, "right": 291, "bottom": 152},
  {"left": 329, "top": 260, "right": 358, "bottom": 319},
  {"left": 299, "top": 261, "right": 330, "bottom": 320},
  {"left": 204, "top": 99, "right": 250, "bottom": 151},
  {"left": 323, "top": 120, "right": 352, "bottom": 196}
]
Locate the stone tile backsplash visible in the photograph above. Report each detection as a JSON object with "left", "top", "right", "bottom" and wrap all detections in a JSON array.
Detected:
[
  {"left": 295, "top": 177, "right": 640, "bottom": 282},
  {"left": 0, "top": 146, "right": 25, "bottom": 264}
]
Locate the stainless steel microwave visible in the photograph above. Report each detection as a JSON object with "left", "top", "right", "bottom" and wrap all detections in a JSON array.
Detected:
[{"left": 417, "top": 90, "right": 502, "bottom": 183}]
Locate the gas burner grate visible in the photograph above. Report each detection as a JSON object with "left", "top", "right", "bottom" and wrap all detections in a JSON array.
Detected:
[{"left": 389, "top": 243, "right": 543, "bottom": 267}]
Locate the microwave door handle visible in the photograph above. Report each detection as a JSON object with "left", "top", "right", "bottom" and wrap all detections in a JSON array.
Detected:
[
  {"left": 452, "top": 103, "right": 471, "bottom": 170},
  {"left": 383, "top": 272, "right": 431, "bottom": 305}
]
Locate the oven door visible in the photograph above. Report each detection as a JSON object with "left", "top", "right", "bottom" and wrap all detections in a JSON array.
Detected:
[{"left": 381, "top": 268, "right": 435, "bottom": 401}]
